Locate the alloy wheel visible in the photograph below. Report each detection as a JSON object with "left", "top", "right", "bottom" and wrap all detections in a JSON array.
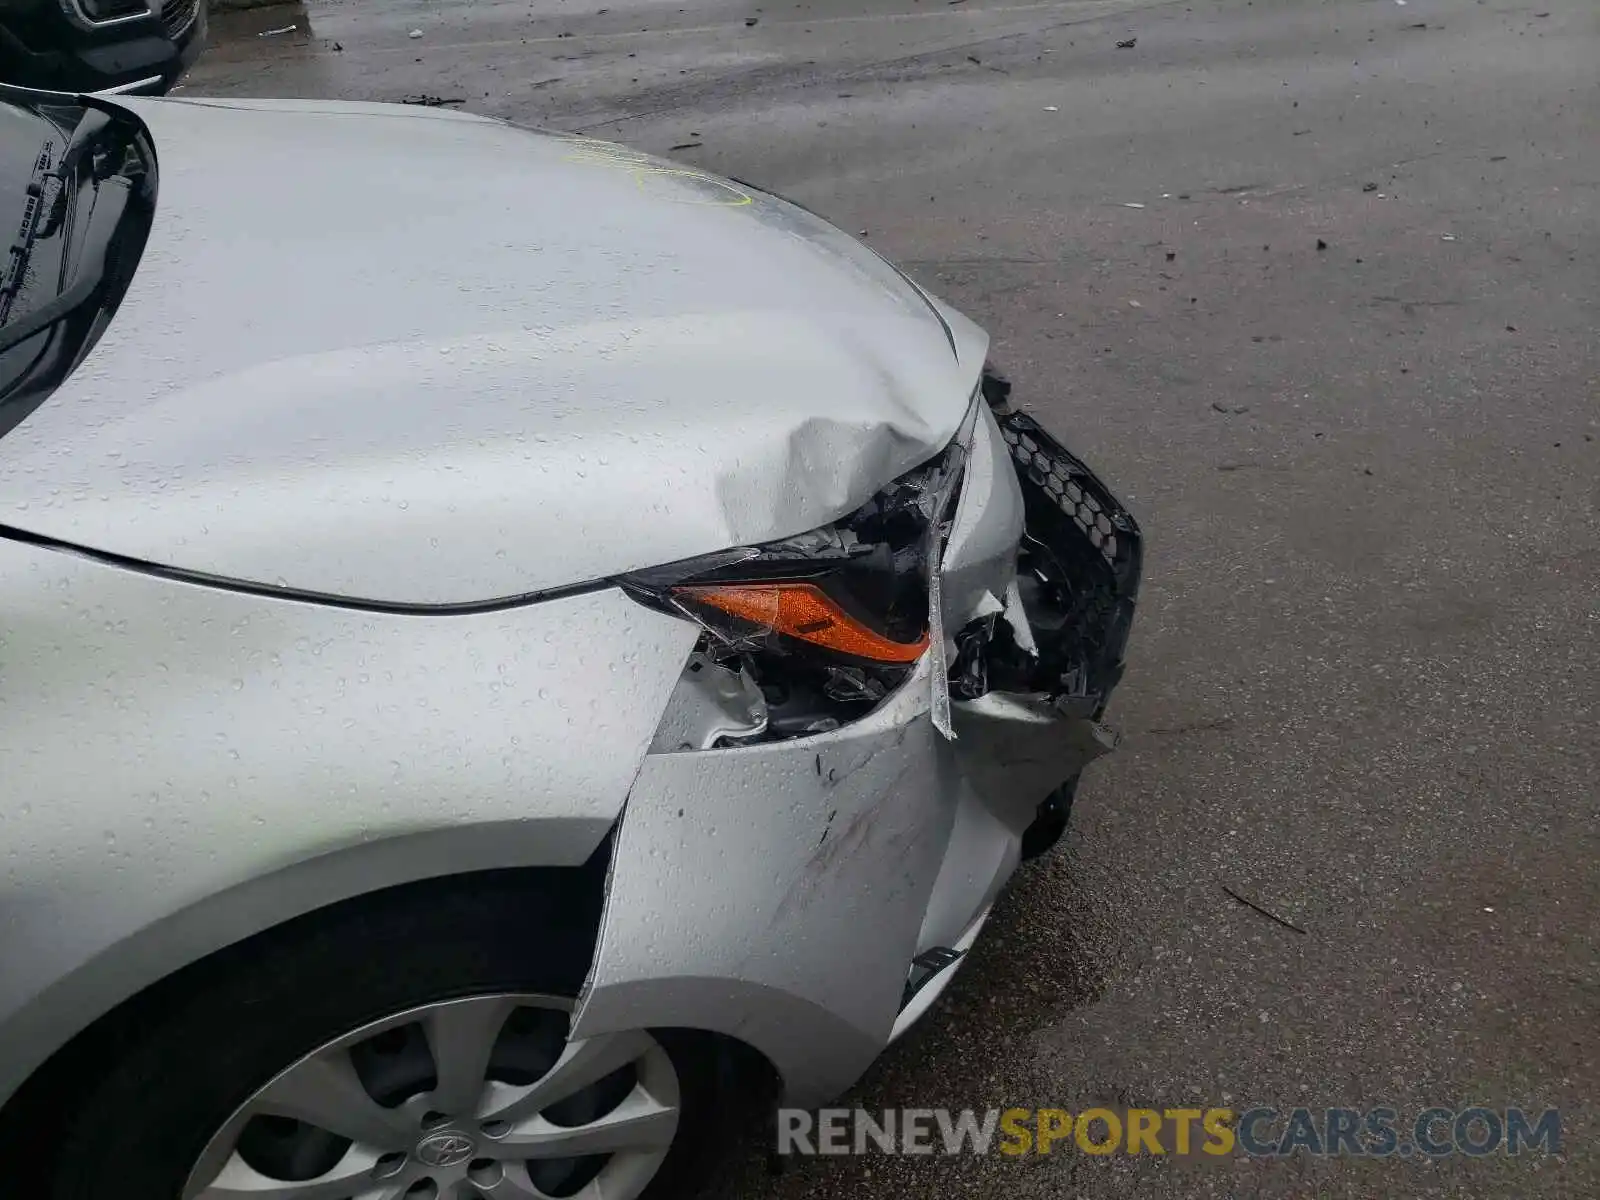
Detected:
[{"left": 182, "top": 994, "right": 680, "bottom": 1200}]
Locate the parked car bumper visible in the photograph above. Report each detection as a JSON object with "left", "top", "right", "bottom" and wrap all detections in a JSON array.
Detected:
[{"left": 0, "top": 0, "right": 205, "bottom": 94}]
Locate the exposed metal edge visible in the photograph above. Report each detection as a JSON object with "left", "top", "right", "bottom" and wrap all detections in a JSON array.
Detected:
[{"left": 0, "top": 522, "right": 613, "bottom": 615}]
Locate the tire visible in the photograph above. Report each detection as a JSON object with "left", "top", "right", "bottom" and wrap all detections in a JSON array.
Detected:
[
  {"left": 40, "top": 872, "right": 727, "bottom": 1200},
  {"left": 1019, "top": 773, "right": 1080, "bottom": 861}
]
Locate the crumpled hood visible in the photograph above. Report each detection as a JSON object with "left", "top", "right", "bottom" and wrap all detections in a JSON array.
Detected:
[{"left": 0, "top": 97, "right": 985, "bottom": 604}]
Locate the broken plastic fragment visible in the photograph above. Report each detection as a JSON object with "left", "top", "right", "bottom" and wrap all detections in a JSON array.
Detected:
[
  {"left": 971, "top": 590, "right": 1005, "bottom": 620},
  {"left": 1001, "top": 577, "right": 1039, "bottom": 656},
  {"left": 952, "top": 693, "right": 1120, "bottom": 808},
  {"left": 650, "top": 653, "right": 769, "bottom": 751}
]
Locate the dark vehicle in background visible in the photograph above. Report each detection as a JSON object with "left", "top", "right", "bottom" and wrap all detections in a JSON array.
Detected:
[{"left": 0, "top": 0, "right": 204, "bottom": 94}]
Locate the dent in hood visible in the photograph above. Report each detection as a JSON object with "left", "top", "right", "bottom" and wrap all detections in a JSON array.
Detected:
[{"left": 0, "top": 98, "right": 986, "bottom": 605}]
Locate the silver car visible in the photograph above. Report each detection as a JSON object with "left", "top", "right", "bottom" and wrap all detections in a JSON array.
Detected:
[{"left": 0, "top": 89, "right": 1141, "bottom": 1199}]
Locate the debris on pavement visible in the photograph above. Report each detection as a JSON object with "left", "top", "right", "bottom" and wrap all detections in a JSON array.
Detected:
[
  {"left": 1363, "top": 181, "right": 1379, "bottom": 191},
  {"left": 258, "top": 24, "right": 296, "bottom": 37},
  {"left": 1441, "top": 233, "right": 1458, "bottom": 241},
  {"left": 1222, "top": 885, "right": 1308, "bottom": 934},
  {"left": 1123, "top": 201, "right": 1146, "bottom": 208},
  {"left": 1211, "top": 402, "right": 1250, "bottom": 414},
  {"left": 1117, "top": 37, "right": 1138, "bottom": 49},
  {"left": 671, "top": 142, "right": 703, "bottom": 151},
  {"left": 408, "top": 29, "right": 424, "bottom": 39},
  {"left": 401, "top": 95, "right": 465, "bottom": 107},
  {"left": 1317, "top": 238, "right": 1329, "bottom": 250},
  {"left": 1043, "top": 105, "right": 1059, "bottom": 112},
  {"left": 745, "top": 16, "right": 759, "bottom": 26}
]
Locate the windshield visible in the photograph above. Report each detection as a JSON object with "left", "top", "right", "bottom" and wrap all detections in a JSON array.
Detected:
[{"left": 0, "top": 90, "right": 156, "bottom": 441}]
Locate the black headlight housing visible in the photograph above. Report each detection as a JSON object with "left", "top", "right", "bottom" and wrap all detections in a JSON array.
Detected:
[{"left": 619, "top": 436, "right": 967, "bottom": 738}]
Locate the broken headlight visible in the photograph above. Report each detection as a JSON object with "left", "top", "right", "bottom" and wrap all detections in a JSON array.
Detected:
[{"left": 620, "top": 439, "right": 966, "bottom": 740}]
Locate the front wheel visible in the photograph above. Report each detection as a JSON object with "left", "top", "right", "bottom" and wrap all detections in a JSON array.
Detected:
[
  {"left": 42, "top": 875, "right": 727, "bottom": 1200},
  {"left": 1020, "top": 773, "right": 1080, "bottom": 860}
]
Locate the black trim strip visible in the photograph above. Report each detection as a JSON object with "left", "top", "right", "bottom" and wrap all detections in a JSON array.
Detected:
[{"left": 0, "top": 522, "right": 612, "bottom": 615}]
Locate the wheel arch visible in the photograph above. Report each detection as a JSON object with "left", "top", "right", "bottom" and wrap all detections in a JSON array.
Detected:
[
  {"left": 0, "top": 826, "right": 612, "bottom": 1149},
  {"left": 0, "top": 840, "right": 785, "bottom": 1192}
]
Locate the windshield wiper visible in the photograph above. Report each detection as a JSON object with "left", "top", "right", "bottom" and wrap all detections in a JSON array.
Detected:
[
  {"left": 0, "top": 102, "right": 136, "bottom": 338},
  {"left": 0, "top": 140, "right": 57, "bottom": 328},
  {"left": 0, "top": 171, "right": 131, "bottom": 356},
  {"left": 33, "top": 108, "right": 116, "bottom": 244}
]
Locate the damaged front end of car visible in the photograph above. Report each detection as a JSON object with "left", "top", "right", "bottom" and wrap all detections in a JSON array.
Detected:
[
  {"left": 577, "top": 367, "right": 1141, "bottom": 1103},
  {"left": 956, "top": 370, "right": 1140, "bottom": 715},
  {"left": 943, "top": 367, "right": 1143, "bottom": 856},
  {"left": 619, "top": 366, "right": 1141, "bottom": 820},
  {"left": 619, "top": 408, "right": 972, "bottom": 750}
]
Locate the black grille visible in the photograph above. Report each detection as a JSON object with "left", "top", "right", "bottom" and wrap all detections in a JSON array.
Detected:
[
  {"left": 996, "top": 409, "right": 1142, "bottom": 700},
  {"left": 999, "top": 413, "right": 1139, "bottom": 583},
  {"left": 161, "top": 0, "right": 197, "bottom": 39}
]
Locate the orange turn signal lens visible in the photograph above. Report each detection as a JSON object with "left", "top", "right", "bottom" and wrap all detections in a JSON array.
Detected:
[{"left": 672, "top": 582, "right": 929, "bottom": 665}]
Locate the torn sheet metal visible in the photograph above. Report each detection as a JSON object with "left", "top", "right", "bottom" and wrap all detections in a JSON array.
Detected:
[
  {"left": 970, "top": 590, "right": 1005, "bottom": 620},
  {"left": 951, "top": 693, "right": 1121, "bottom": 829},
  {"left": 928, "top": 549, "right": 953, "bottom": 738},
  {"left": 939, "top": 401, "right": 1023, "bottom": 628},
  {"left": 574, "top": 656, "right": 959, "bottom": 1106},
  {"left": 930, "top": 399, "right": 1027, "bottom": 738},
  {"left": 647, "top": 652, "right": 769, "bottom": 751},
  {"left": 1000, "top": 576, "right": 1039, "bottom": 656}
]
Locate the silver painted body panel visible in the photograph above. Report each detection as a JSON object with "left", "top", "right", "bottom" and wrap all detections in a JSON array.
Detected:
[
  {"left": 0, "top": 95, "right": 1122, "bottom": 1119},
  {"left": 0, "top": 538, "right": 695, "bottom": 1107},
  {"left": 576, "top": 404, "right": 1114, "bottom": 1104},
  {"left": 0, "top": 97, "right": 972, "bottom": 604},
  {"left": 576, "top": 657, "right": 958, "bottom": 1105}
]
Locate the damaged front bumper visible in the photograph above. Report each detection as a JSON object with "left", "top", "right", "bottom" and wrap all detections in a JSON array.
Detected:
[
  {"left": 942, "top": 376, "right": 1143, "bottom": 840},
  {"left": 574, "top": 369, "right": 1141, "bottom": 1104}
]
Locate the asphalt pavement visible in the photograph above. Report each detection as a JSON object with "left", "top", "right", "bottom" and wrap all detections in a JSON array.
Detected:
[{"left": 187, "top": 1, "right": 1597, "bottom": 1196}]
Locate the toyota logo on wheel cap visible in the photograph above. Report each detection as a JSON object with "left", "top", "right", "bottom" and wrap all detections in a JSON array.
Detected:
[{"left": 417, "top": 1130, "right": 477, "bottom": 1168}]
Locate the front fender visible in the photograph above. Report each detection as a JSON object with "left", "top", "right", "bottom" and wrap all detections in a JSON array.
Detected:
[{"left": 0, "top": 538, "right": 695, "bottom": 1110}]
